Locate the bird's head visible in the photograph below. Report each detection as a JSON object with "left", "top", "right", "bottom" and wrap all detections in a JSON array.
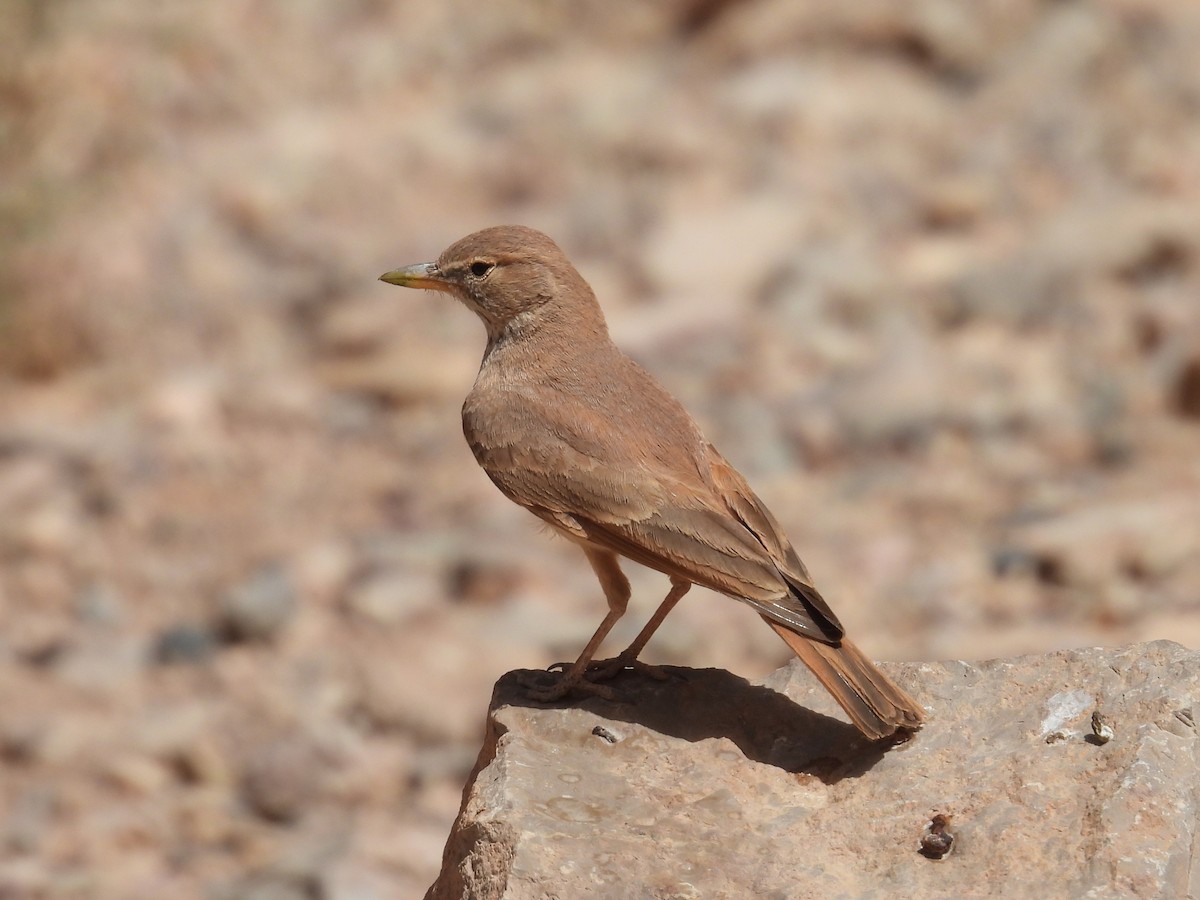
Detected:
[{"left": 379, "top": 225, "right": 604, "bottom": 343}]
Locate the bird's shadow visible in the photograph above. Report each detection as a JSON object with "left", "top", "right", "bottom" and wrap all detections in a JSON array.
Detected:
[{"left": 497, "top": 665, "right": 902, "bottom": 784}]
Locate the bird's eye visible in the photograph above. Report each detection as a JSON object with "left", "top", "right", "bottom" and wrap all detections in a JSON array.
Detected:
[{"left": 469, "top": 261, "right": 494, "bottom": 278}]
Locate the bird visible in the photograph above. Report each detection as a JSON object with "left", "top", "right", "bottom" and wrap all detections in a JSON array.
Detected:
[{"left": 379, "top": 225, "right": 924, "bottom": 740}]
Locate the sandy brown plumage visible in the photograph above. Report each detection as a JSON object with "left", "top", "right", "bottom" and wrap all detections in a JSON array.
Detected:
[{"left": 380, "top": 225, "right": 923, "bottom": 740}]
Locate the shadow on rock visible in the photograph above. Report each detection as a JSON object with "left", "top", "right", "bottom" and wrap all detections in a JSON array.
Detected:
[{"left": 497, "top": 666, "right": 897, "bottom": 783}]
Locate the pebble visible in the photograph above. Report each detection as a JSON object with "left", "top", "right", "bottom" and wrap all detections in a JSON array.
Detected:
[
  {"left": 103, "top": 754, "right": 172, "bottom": 795},
  {"left": 241, "top": 739, "right": 324, "bottom": 823},
  {"left": 72, "top": 583, "right": 124, "bottom": 626},
  {"left": 170, "top": 739, "right": 232, "bottom": 786},
  {"left": 219, "top": 565, "right": 297, "bottom": 642},
  {"left": 153, "top": 623, "right": 219, "bottom": 665},
  {"left": 342, "top": 568, "right": 440, "bottom": 625},
  {"left": 1169, "top": 357, "right": 1200, "bottom": 419}
]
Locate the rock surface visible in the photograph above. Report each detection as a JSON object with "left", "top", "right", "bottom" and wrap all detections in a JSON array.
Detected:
[{"left": 429, "top": 641, "right": 1200, "bottom": 899}]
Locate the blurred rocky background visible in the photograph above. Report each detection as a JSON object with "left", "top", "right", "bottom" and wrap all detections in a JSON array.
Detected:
[{"left": 1, "top": 1, "right": 1198, "bottom": 897}]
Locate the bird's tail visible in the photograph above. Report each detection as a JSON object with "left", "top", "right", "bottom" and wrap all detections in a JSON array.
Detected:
[{"left": 764, "top": 617, "right": 924, "bottom": 740}]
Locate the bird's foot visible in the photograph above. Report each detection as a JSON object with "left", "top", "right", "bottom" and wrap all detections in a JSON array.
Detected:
[{"left": 518, "top": 669, "right": 617, "bottom": 703}]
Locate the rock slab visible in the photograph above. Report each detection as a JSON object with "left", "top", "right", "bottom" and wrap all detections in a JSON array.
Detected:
[{"left": 427, "top": 641, "right": 1200, "bottom": 899}]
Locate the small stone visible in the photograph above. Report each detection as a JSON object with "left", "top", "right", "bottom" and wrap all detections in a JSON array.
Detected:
[
  {"left": 1168, "top": 357, "right": 1200, "bottom": 420},
  {"left": 1089, "top": 711, "right": 1114, "bottom": 745},
  {"left": 2, "top": 788, "right": 54, "bottom": 855},
  {"left": 52, "top": 635, "right": 144, "bottom": 694},
  {"left": 0, "top": 719, "right": 44, "bottom": 764},
  {"left": 446, "top": 558, "right": 523, "bottom": 605},
  {"left": 919, "top": 814, "right": 955, "bottom": 860},
  {"left": 292, "top": 540, "right": 355, "bottom": 601},
  {"left": 342, "top": 568, "right": 440, "bottom": 625},
  {"left": 13, "top": 499, "right": 82, "bottom": 557},
  {"left": 219, "top": 565, "right": 297, "bottom": 642},
  {"left": 72, "top": 583, "right": 124, "bottom": 626},
  {"left": 170, "top": 739, "right": 231, "bottom": 786},
  {"left": 241, "top": 739, "right": 323, "bottom": 823},
  {"left": 153, "top": 623, "right": 218, "bottom": 665},
  {"left": 104, "top": 754, "right": 172, "bottom": 795},
  {"left": 591, "top": 725, "right": 622, "bottom": 745}
]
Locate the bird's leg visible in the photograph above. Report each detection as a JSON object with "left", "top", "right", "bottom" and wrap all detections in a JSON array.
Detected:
[
  {"left": 583, "top": 577, "right": 691, "bottom": 683},
  {"left": 522, "top": 548, "right": 630, "bottom": 702}
]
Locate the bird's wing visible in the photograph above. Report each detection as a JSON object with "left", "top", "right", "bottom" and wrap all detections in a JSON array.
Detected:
[
  {"left": 468, "top": 395, "right": 842, "bottom": 643},
  {"left": 703, "top": 446, "right": 844, "bottom": 641}
]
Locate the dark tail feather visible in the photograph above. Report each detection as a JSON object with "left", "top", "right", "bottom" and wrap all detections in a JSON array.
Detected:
[{"left": 764, "top": 617, "right": 924, "bottom": 740}]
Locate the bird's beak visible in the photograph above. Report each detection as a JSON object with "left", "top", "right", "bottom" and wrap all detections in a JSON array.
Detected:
[{"left": 378, "top": 262, "right": 454, "bottom": 293}]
